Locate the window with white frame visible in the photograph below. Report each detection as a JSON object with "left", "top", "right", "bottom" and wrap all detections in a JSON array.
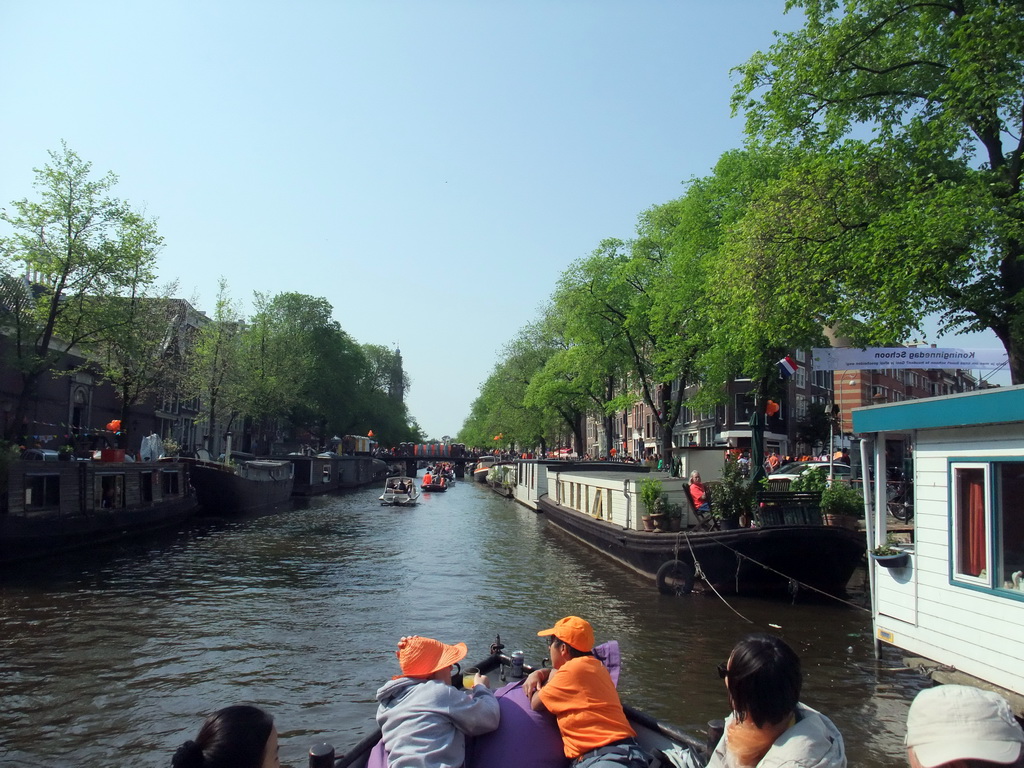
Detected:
[{"left": 950, "top": 460, "right": 1024, "bottom": 595}]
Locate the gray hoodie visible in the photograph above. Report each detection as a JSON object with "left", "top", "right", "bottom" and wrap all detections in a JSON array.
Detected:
[
  {"left": 707, "top": 703, "right": 847, "bottom": 768},
  {"left": 375, "top": 677, "right": 500, "bottom": 768}
]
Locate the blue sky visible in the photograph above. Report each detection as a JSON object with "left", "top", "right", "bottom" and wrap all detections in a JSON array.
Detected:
[{"left": 0, "top": 2, "right": 1008, "bottom": 439}]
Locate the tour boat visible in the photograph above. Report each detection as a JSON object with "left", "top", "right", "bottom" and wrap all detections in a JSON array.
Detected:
[
  {"left": 379, "top": 476, "right": 420, "bottom": 506},
  {"left": 311, "top": 637, "right": 710, "bottom": 768}
]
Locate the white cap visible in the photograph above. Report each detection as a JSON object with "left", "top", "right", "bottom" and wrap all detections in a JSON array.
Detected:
[{"left": 906, "top": 686, "right": 1024, "bottom": 768}]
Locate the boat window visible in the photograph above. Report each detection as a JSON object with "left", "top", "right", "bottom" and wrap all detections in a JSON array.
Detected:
[
  {"left": 25, "top": 474, "right": 60, "bottom": 509},
  {"left": 141, "top": 472, "right": 154, "bottom": 503},
  {"left": 162, "top": 470, "right": 180, "bottom": 496},
  {"left": 95, "top": 474, "right": 125, "bottom": 510}
]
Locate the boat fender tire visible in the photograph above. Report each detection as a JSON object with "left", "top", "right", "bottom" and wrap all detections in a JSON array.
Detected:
[{"left": 656, "top": 559, "right": 694, "bottom": 595}]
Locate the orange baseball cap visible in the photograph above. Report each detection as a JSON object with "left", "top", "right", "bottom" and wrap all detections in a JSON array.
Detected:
[
  {"left": 396, "top": 635, "right": 467, "bottom": 678},
  {"left": 537, "top": 616, "right": 595, "bottom": 652}
]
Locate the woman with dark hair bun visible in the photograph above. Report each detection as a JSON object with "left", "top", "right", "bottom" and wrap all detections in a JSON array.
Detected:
[
  {"left": 171, "top": 705, "right": 279, "bottom": 768},
  {"left": 707, "top": 634, "right": 846, "bottom": 768}
]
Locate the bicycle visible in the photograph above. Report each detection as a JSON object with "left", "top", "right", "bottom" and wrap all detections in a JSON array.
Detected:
[{"left": 886, "top": 480, "right": 914, "bottom": 522}]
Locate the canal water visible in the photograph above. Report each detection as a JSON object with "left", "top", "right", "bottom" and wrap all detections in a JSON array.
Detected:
[{"left": 0, "top": 480, "right": 926, "bottom": 767}]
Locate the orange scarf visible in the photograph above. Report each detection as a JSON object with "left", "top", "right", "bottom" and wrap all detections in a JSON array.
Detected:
[{"left": 724, "top": 713, "right": 796, "bottom": 767}]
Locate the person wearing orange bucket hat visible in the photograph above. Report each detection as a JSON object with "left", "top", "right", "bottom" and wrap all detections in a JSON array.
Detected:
[
  {"left": 522, "top": 617, "right": 648, "bottom": 768},
  {"left": 375, "top": 635, "right": 499, "bottom": 768}
]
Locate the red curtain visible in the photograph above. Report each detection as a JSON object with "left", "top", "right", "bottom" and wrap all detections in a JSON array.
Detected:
[{"left": 957, "top": 469, "right": 986, "bottom": 577}]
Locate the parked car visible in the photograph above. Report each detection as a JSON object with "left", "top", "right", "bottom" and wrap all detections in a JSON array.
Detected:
[
  {"left": 20, "top": 448, "right": 59, "bottom": 461},
  {"left": 769, "top": 460, "right": 852, "bottom": 482}
]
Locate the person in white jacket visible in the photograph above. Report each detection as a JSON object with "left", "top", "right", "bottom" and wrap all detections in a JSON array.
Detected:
[
  {"left": 707, "top": 633, "right": 846, "bottom": 768},
  {"left": 375, "top": 635, "right": 500, "bottom": 768}
]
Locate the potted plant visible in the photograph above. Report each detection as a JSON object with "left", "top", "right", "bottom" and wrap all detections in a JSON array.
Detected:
[
  {"left": 665, "top": 501, "right": 683, "bottom": 532},
  {"left": 57, "top": 444, "right": 75, "bottom": 462},
  {"left": 639, "top": 477, "right": 664, "bottom": 532},
  {"left": 651, "top": 495, "right": 669, "bottom": 531},
  {"left": 820, "top": 480, "right": 863, "bottom": 529},
  {"left": 870, "top": 535, "right": 910, "bottom": 569},
  {"left": 709, "top": 456, "right": 755, "bottom": 529}
]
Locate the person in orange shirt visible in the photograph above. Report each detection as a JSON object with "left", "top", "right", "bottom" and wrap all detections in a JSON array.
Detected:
[{"left": 522, "top": 616, "right": 648, "bottom": 768}]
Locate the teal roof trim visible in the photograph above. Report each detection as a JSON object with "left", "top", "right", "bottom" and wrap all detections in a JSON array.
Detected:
[{"left": 852, "top": 385, "right": 1024, "bottom": 434}]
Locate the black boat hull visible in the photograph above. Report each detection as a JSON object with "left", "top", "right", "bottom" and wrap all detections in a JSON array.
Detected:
[{"left": 538, "top": 494, "right": 864, "bottom": 596}]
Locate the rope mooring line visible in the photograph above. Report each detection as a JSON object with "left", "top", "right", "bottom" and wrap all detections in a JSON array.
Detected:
[
  {"left": 681, "top": 531, "right": 755, "bottom": 624},
  {"left": 677, "top": 529, "right": 870, "bottom": 614}
]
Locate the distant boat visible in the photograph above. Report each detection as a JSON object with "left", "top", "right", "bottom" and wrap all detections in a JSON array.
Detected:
[
  {"left": 379, "top": 476, "right": 420, "bottom": 506},
  {"left": 1, "top": 458, "right": 199, "bottom": 565},
  {"left": 472, "top": 455, "right": 497, "bottom": 484},
  {"left": 183, "top": 454, "right": 294, "bottom": 515}
]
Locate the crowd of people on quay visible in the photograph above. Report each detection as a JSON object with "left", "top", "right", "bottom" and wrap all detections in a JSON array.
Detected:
[{"left": 170, "top": 615, "right": 1024, "bottom": 768}]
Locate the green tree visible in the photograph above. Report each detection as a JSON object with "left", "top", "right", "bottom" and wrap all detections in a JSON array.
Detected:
[
  {"left": 458, "top": 329, "right": 558, "bottom": 451},
  {"left": 0, "top": 143, "right": 162, "bottom": 440},
  {"left": 733, "top": 0, "right": 1024, "bottom": 382},
  {"left": 183, "top": 279, "right": 244, "bottom": 455},
  {"left": 239, "top": 292, "right": 327, "bottom": 450},
  {"left": 93, "top": 286, "right": 188, "bottom": 447},
  {"left": 551, "top": 240, "right": 661, "bottom": 454}
]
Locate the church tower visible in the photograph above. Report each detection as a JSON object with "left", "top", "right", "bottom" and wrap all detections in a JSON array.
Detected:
[{"left": 389, "top": 347, "right": 405, "bottom": 403}]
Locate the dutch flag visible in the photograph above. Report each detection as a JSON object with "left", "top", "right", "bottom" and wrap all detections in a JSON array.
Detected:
[{"left": 778, "top": 356, "right": 798, "bottom": 379}]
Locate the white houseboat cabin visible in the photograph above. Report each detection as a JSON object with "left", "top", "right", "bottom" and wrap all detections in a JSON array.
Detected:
[{"left": 852, "top": 384, "right": 1024, "bottom": 709}]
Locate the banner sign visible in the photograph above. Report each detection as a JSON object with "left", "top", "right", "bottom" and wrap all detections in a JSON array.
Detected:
[{"left": 811, "top": 347, "right": 1008, "bottom": 371}]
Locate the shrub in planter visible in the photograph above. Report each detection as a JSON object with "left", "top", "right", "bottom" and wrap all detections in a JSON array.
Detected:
[
  {"left": 821, "top": 480, "right": 864, "bottom": 518},
  {"left": 871, "top": 534, "right": 902, "bottom": 557},
  {"left": 639, "top": 477, "right": 663, "bottom": 517},
  {"left": 710, "top": 456, "right": 755, "bottom": 525}
]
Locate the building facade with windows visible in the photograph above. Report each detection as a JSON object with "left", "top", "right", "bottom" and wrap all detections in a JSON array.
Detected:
[
  {"left": 852, "top": 385, "right": 1024, "bottom": 703},
  {"left": 582, "top": 347, "right": 988, "bottom": 463},
  {"left": 0, "top": 298, "right": 206, "bottom": 456}
]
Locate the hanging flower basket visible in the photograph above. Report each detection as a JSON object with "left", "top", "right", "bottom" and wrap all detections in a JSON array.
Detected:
[{"left": 870, "top": 551, "right": 909, "bottom": 569}]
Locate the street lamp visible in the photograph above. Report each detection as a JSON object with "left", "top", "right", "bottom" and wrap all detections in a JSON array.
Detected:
[{"left": 827, "top": 403, "right": 840, "bottom": 480}]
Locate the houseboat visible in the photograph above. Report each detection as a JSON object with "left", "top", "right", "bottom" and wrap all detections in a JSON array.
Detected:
[
  {"left": 1, "top": 457, "right": 199, "bottom": 565},
  {"left": 509, "top": 459, "right": 865, "bottom": 597},
  {"left": 473, "top": 455, "right": 498, "bottom": 484},
  {"left": 286, "top": 452, "right": 390, "bottom": 495},
  {"left": 852, "top": 384, "right": 1024, "bottom": 710},
  {"left": 183, "top": 454, "right": 294, "bottom": 515}
]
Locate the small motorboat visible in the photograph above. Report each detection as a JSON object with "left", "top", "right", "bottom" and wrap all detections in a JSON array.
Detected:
[
  {"left": 379, "top": 477, "right": 419, "bottom": 506},
  {"left": 311, "top": 636, "right": 710, "bottom": 768},
  {"left": 421, "top": 477, "right": 448, "bottom": 492}
]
